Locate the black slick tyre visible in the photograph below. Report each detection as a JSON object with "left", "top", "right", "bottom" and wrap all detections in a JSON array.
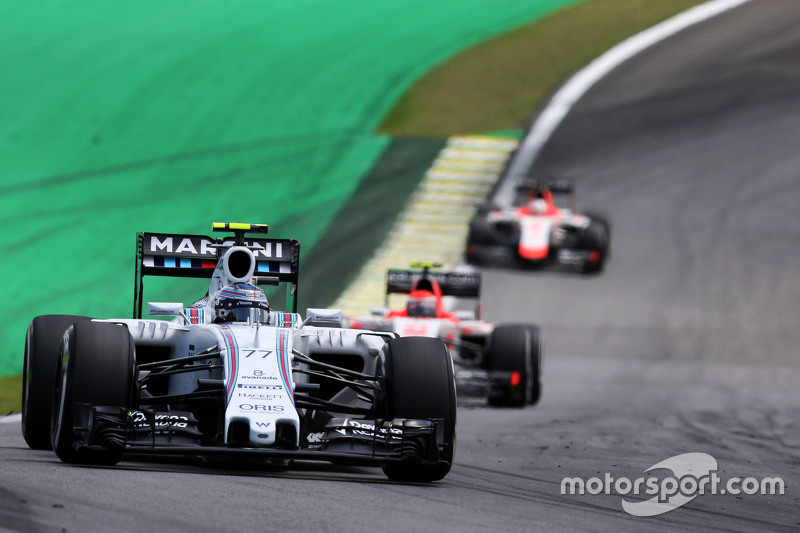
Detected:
[
  {"left": 579, "top": 213, "right": 611, "bottom": 274},
  {"left": 381, "top": 337, "right": 457, "bottom": 482},
  {"left": 485, "top": 324, "right": 542, "bottom": 407},
  {"left": 51, "top": 321, "right": 135, "bottom": 465},
  {"left": 22, "top": 315, "right": 92, "bottom": 450}
]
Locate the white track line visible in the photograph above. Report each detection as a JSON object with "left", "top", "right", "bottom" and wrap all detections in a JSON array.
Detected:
[
  {"left": 494, "top": 0, "right": 753, "bottom": 205},
  {"left": 0, "top": 413, "right": 21, "bottom": 424}
]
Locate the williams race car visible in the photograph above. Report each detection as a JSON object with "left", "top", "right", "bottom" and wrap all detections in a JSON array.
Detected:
[
  {"left": 22, "top": 223, "right": 456, "bottom": 482},
  {"left": 465, "top": 178, "right": 610, "bottom": 273},
  {"left": 349, "top": 262, "right": 541, "bottom": 407}
]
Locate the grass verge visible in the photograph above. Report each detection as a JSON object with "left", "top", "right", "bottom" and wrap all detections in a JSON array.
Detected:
[
  {"left": 0, "top": 375, "right": 21, "bottom": 416},
  {"left": 379, "top": 0, "right": 708, "bottom": 137}
]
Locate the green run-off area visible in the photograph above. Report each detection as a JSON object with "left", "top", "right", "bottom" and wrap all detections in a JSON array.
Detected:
[{"left": 0, "top": 0, "right": 580, "bottom": 375}]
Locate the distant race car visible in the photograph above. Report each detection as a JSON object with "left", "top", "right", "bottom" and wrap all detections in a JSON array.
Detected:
[
  {"left": 349, "top": 262, "right": 541, "bottom": 407},
  {"left": 465, "top": 178, "right": 611, "bottom": 273},
  {"left": 22, "top": 223, "right": 456, "bottom": 482}
]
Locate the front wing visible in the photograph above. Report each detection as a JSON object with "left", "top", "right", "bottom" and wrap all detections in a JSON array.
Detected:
[
  {"left": 468, "top": 242, "right": 594, "bottom": 270},
  {"left": 77, "top": 406, "right": 449, "bottom": 469}
]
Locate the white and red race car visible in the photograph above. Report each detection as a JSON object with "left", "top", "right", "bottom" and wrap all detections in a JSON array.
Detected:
[
  {"left": 349, "top": 263, "right": 541, "bottom": 407},
  {"left": 466, "top": 178, "right": 610, "bottom": 273}
]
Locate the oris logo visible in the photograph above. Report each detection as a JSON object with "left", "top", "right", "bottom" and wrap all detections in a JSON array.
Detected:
[{"left": 238, "top": 404, "right": 285, "bottom": 412}]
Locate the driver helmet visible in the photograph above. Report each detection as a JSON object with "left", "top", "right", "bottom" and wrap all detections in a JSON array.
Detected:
[
  {"left": 215, "top": 282, "right": 270, "bottom": 322},
  {"left": 407, "top": 289, "right": 437, "bottom": 318},
  {"left": 528, "top": 198, "right": 548, "bottom": 214}
]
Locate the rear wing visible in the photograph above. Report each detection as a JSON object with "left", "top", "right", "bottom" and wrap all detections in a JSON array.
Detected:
[
  {"left": 134, "top": 229, "right": 300, "bottom": 318},
  {"left": 515, "top": 177, "right": 576, "bottom": 210},
  {"left": 516, "top": 177, "right": 574, "bottom": 194},
  {"left": 385, "top": 269, "right": 481, "bottom": 300}
]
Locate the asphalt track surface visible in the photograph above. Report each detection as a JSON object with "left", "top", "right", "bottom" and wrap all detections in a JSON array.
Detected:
[{"left": 2, "top": 2, "right": 799, "bottom": 531}]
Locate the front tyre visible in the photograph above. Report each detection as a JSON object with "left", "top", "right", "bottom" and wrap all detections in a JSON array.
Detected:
[
  {"left": 22, "top": 315, "right": 92, "bottom": 450},
  {"left": 381, "top": 337, "right": 456, "bottom": 482},
  {"left": 51, "top": 321, "right": 135, "bottom": 465}
]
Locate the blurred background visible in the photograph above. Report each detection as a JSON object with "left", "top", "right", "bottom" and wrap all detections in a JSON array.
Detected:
[{"left": 0, "top": 0, "right": 703, "bottom": 376}]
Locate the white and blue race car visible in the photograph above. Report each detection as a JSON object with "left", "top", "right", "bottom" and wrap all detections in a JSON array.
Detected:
[{"left": 22, "top": 223, "right": 456, "bottom": 482}]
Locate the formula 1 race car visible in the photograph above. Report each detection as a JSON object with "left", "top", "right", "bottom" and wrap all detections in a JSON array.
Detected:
[
  {"left": 21, "top": 223, "right": 456, "bottom": 482},
  {"left": 349, "top": 262, "right": 541, "bottom": 407},
  {"left": 465, "top": 178, "right": 610, "bottom": 273}
]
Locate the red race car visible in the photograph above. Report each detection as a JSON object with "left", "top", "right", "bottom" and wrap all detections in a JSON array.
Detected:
[
  {"left": 349, "top": 262, "right": 541, "bottom": 407},
  {"left": 466, "top": 178, "right": 610, "bottom": 273}
]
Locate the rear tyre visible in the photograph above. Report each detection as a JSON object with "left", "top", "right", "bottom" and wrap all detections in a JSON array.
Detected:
[
  {"left": 381, "top": 337, "right": 456, "bottom": 482},
  {"left": 465, "top": 214, "right": 519, "bottom": 267},
  {"left": 584, "top": 211, "right": 611, "bottom": 241},
  {"left": 465, "top": 215, "right": 492, "bottom": 265},
  {"left": 486, "top": 324, "right": 542, "bottom": 407},
  {"left": 22, "top": 315, "right": 92, "bottom": 450},
  {"left": 579, "top": 212, "right": 611, "bottom": 273},
  {"left": 51, "top": 321, "right": 135, "bottom": 465}
]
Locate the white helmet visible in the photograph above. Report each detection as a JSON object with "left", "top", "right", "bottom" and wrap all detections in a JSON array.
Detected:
[
  {"left": 214, "top": 283, "right": 270, "bottom": 322},
  {"left": 528, "top": 198, "right": 548, "bottom": 214}
]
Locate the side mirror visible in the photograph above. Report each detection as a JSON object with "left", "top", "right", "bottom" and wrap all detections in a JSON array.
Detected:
[
  {"left": 303, "top": 308, "right": 346, "bottom": 328},
  {"left": 147, "top": 302, "right": 185, "bottom": 316},
  {"left": 455, "top": 310, "right": 476, "bottom": 321}
]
